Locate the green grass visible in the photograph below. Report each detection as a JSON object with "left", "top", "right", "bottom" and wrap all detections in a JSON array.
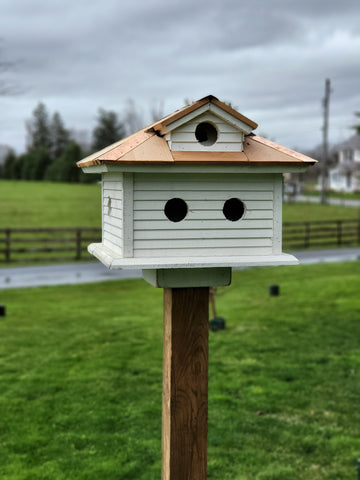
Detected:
[
  {"left": 1, "top": 262, "right": 359, "bottom": 479},
  {"left": 302, "top": 185, "right": 360, "bottom": 201},
  {"left": 0, "top": 181, "right": 101, "bottom": 227},
  {"left": 283, "top": 202, "right": 360, "bottom": 223},
  {"left": 1, "top": 180, "right": 359, "bottom": 228}
]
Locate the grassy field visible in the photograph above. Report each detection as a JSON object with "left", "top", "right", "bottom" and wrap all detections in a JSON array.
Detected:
[
  {"left": 0, "top": 181, "right": 101, "bottom": 227},
  {"left": 0, "top": 262, "right": 359, "bottom": 479},
  {"left": 0, "top": 180, "right": 359, "bottom": 227},
  {"left": 283, "top": 202, "right": 360, "bottom": 223}
]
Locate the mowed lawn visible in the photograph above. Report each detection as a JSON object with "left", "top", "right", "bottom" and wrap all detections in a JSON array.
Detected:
[
  {"left": 1, "top": 180, "right": 359, "bottom": 227},
  {"left": 0, "top": 261, "right": 359, "bottom": 479},
  {"left": 0, "top": 181, "right": 101, "bottom": 227}
]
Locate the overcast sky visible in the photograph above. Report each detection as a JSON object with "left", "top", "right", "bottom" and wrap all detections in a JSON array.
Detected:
[{"left": 1, "top": 0, "right": 359, "bottom": 154}]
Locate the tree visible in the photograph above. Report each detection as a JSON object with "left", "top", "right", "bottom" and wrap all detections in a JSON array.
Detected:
[
  {"left": 0, "top": 39, "right": 17, "bottom": 96},
  {"left": 26, "top": 102, "right": 52, "bottom": 151},
  {"left": 352, "top": 112, "right": 360, "bottom": 135},
  {"left": 45, "top": 142, "right": 82, "bottom": 183},
  {"left": 2, "top": 150, "right": 21, "bottom": 179},
  {"left": 91, "top": 108, "right": 125, "bottom": 151},
  {"left": 20, "top": 147, "right": 51, "bottom": 180},
  {"left": 50, "top": 112, "right": 70, "bottom": 159},
  {"left": 149, "top": 99, "right": 164, "bottom": 124},
  {"left": 123, "top": 98, "right": 144, "bottom": 135}
]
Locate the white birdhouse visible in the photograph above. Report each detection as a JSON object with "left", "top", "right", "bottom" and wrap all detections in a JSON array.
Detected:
[{"left": 77, "top": 96, "right": 315, "bottom": 285}]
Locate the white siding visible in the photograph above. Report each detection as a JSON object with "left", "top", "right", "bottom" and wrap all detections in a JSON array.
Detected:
[
  {"left": 102, "top": 173, "right": 123, "bottom": 255},
  {"left": 170, "top": 112, "right": 244, "bottom": 152},
  {"left": 133, "top": 173, "right": 277, "bottom": 258}
]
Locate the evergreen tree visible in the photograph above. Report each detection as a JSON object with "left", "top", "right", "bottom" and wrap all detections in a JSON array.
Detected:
[
  {"left": 20, "top": 148, "right": 51, "bottom": 180},
  {"left": 91, "top": 108, "right": 125, "bottom": 151},
  {"left": 45, "top": 142, "right": 82, "bottom": 182},
  {"left": 26, "top": 102, "right": 52, "bottom": 151},
  {"left": 20, "top": 152, "right": 32, "bottom": 180},
  {"left": 50, "top": 111, "right": 70, "bottom": 159},
  {"left": 2, "top": 150, "right": 18, "bottom": 178}
]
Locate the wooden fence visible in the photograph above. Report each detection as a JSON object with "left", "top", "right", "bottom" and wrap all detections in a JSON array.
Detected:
[
  {"left": 0, "top": 227, "right": 101, "bottom": 264},
  {"left": 0, "top": 220, "right": 359, "bottom": 264},
  {"left": 283, "top": 219, "right": 360, "bottom": 250}
]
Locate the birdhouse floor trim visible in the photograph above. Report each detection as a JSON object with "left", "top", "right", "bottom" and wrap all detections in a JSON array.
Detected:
[{"left": 88, "top": 243, "right": 299, "bottom": 269}]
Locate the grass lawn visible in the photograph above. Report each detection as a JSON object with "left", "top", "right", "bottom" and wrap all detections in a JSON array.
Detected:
[
  {"left": 282, "top": 202, "right": 360, "bottom": 223},
  {"left": 0, "top": 180, "right": 359, "bottom": 228},
  {"left": 0, "top": 181, "right": 101, "bottom": 227},
  {"left": 302, "top": 187, "right": 360, "bottom": 201},
  {"left": 0, "top": 262, "right": 359, "bottom": 479}
]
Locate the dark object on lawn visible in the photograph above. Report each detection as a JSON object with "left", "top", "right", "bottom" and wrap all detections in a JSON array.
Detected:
[
  {"left": 269, "top": 284, "right": 280, "bottom": 296},
  {"left": 209, "top": 287, "right": 226, "bottom": 331},
  {"left": 210, "top": 316, "right": 226, "bottom": 331},
  {"left": 0, "top": 305, "right": 6, "bottom": 317}
]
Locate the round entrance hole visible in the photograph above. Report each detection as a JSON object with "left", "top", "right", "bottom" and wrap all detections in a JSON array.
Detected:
[
  {"left": 195, "top": 122, "right": 218, "bottom": 146},
  {"left": 164, "top": 198, "right": 188, "bottom": 222},
  {"left": 223, "top": 198, "right": 245, "bottom": 221}
]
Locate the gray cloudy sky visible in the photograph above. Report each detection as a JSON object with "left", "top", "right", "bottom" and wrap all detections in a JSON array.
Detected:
[{"left": 1, "top": 0, "right": 359, "bottom": 153}]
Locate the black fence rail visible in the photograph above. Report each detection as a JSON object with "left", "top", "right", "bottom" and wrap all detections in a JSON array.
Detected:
[
  {"left": 0, "top": 227, "right": 101, "bottom": 264},
  {"left": 283, "top": 219, "right": 360, "bottom": 250},
  {"left": 0, "top": 221, "right": 359, "bottom": 265}
]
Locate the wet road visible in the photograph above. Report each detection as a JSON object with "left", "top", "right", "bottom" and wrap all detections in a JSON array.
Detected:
[{"left": 1, "top": 247, "right": 359, "bottom": 290}]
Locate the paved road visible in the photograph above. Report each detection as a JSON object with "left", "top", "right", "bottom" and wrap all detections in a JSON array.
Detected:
[
  {"left": 291, "top": 195, "right": 360, "bottom": 207},
  {"left": 0, "top": 262, "right": 142, "bottom": 290},
  {"left": 1, "top": 247, "right": 359, "bottom": 290}
]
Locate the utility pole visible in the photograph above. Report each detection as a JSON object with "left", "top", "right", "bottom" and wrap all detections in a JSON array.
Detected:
[{"left": 321, "top": 78, "right": 331, "bottom": 204}]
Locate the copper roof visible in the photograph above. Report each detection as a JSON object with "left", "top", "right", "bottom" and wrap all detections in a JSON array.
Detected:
[
  {"left": 77, "top": 96, "right": 316, "bottom": 168},
  {"left": 148, "top": 95, "right": 258, "bottom": 134}
]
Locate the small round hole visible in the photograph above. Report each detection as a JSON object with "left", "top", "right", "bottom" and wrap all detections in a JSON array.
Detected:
[
  {"left": 164, "top": 198, "right": 188, "bottom": 222},
  {"left": 195, "top": 122, "right": 218, "bottom": 146},
  {"left": 223, "top": 198, "right": 245, "bottom": 221}
]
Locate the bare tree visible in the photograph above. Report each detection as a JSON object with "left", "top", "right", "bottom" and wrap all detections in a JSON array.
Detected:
[
  {"left": 352, "top": 112, "right": 360, "bottom": 135},
  {"left": 0, "top": 39, "right": 20, "bottom": 96},
  {"left": 50, "top": 111, "right": 71, "bottom": 159},
  {"left": 123, "top": 98, "right": 144, "bottom": 135},
  {"left": 149, "top": 99, "right": 164, "bottom": 123}
]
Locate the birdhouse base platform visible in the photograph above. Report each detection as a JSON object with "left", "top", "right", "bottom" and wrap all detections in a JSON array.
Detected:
[
  {"left": 142, "top": 267, "right": 232, "bottom": 288},
  {"left": 88, "top": 243, "right": 299, "bottom": 270}
]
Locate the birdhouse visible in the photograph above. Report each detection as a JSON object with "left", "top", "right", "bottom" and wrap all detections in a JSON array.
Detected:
[
  {"left": 77, "top": 95, "right": 315, "bottom": 283},
  {"left": 77, "top": 96, "right": 317, "bottom": 478}
]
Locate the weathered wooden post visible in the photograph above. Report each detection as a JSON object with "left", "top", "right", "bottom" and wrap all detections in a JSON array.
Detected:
[
  {"left": 77, "top": 95, "right": 316, "bottom": 478},
  {"left": 162, "top": 286, "right": 209, "bottom": 480}
]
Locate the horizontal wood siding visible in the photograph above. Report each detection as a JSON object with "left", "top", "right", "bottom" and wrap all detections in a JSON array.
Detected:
[
  {"left": 170, "top": 112, "right": 244, "bottom": 152},
  {"left": 102, "top": 173, "right": 123, "bottom": 255},
  {"left": 133, "top": 173, "right": 275, "bottom": 258}
]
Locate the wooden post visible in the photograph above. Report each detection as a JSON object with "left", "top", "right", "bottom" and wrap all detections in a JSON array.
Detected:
[
  {"left": 5, "top": 228, "right": 11, "bottom": 263},
  {"left": 162, "top": 287, "right": 209, "bottom": 480},
  {"left": 75, "top": 229, "right": 82, "bottom": 260}
]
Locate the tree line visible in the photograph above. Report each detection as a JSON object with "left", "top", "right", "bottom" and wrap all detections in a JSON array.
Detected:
[{"left": 0, "top": 100, "right": 162, "bottom": 183}]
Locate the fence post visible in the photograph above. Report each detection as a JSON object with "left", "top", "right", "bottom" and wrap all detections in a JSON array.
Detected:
[
  {"left": 76, "top": 229, "right": 82, "bottom": 260},
  {"left": 337, "top": 220, "right": 342, "bottom": 246},
  {"left": 304, "top": 222, "right": 310, "bottom": 248},
  {"left": 5, "top": 229, "right": 11, "bottom": 263}
]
